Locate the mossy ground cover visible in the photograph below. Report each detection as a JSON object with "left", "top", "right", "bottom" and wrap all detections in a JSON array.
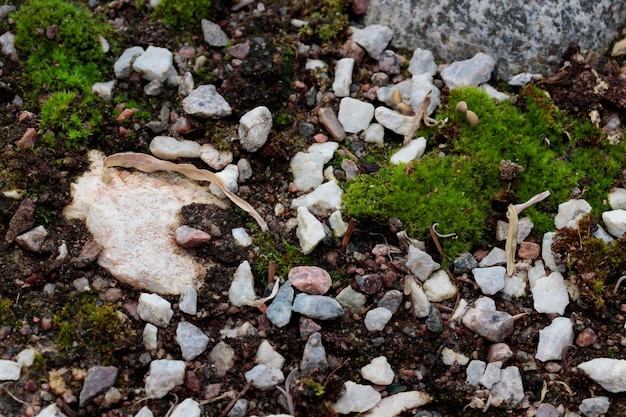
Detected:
[{"left": 344, "top": 86, "right": 626, "bottom": 261}]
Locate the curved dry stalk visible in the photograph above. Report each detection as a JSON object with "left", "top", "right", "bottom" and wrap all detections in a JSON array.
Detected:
[{"left": 103, "top": 152, "right": 268, "bottom": 232}]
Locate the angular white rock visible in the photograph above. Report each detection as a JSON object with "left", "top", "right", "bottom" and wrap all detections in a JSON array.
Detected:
[
  {"left": 408, "top": 48, "right": 437, "bottom": 76},
  {"left": 490, "top": 366, "right": 524, "bottom": 408},
  {"left": 290, "top": 151, "right": 326, "bottom": 192},
  {"left": 296, "top": 206, "right": 326, "bottom": 255},
  {"left": 542, "top": 232, "right": 565, "bottom": 273},
  {"left": 329, "top": 210, "right": 348, "bottom": 237},
  {"left": 376, "top": 80, "right": 412, "bottom": 107},
  {"left": 479, "top": 361, "right": 502, "bottom": 388},
  {"left": 350, "top": 24, "right": 394, "bottom": 59},
  {"left": 532, "top": 272, "right": 569, "bottom": 315},
  {"left": 364, "top": 307, "right": 393, "bottom": 332},
  {"left": 472, "top": 266, "right": 506, "bottom": 295},
  {"left": 410, "top": 73, "right": 440, "bottom": 116},
  {"left": 405, "top": 245, "right": 440, "bottom": 281},
  {"left": 208, "top": 341, "right": 235, "bottom": 377},
  {"left": 149, "top": 136, "right": 201, "bottom": 160},
  {"left": 577, "top": 358, "right": 626, "bottom": 393},
  {"left": 290, "top": 181, "right": 343, "bottom": 217},
  {"left": 502, "top": 270, "right": 527, "bottom": 298},
  {"left": 423, "top": 270, "right": 457, "bottom": 302},
  {"left": 228, "top": 261, "right": 256, "bottom": 307},
  {"left": 208, "top": 164, "right": 239, "bottom": 198},
  {"left": 305, "top": 59, "right": 328, "bottom": 71},
  {"left": 579, "top": 396, "right": 610, "bottom": 417},
  {"left": 182, "top": 84, "right": 232, "bottom": 119},
  {"left": 16, "top": 348, "right": 36, "bottom": 368},
  {"left": 440, "top": 52, "right": 496, "bottom": 89},
  {"left": 363, "top": 391, "right": 432, "bottom": 417},
  {"left": 441, "top": 347, "right": 469, "bottom": 366},
  {"left": 176, "top": 321, "right": 209, "bottom": 360},
  {"left": 255, "top": 340, "right": 285, "bottom": 370},
  {"left": 466, "top": 360, "right": 486, "bottom": 386},
  {"left": 244, "top": 364, "right": 284, "bottom": 390},
  {"left": 361, "top": 356, "right": 395, "bottom": 385},
  {"left": 336, "top": 285, "right": 367, "bottom": 314},
  {"left": 374, "top": 106, "right": 414, "bottom": 136},
  {"left": 608, "top": 188, "right": 626, "bottom": 209},
  {"left": 92, "top": 80, "right": 116, "bottom": 102},
  {"left": 479, "top": 84, "right": 510, "bottom": 102},
  {"left": 390, "top": 137, "right": 427, "bottom": 165},
  {"left": 238, "top": 106, "right": 272, "bottom": 153},
  {"left": 364, "top": 123, "right": 385, "bottom": 144},
  {"left": 478, "top": 247, "right": 507, "bottom": 267},
  {"left": 138, "top": 293, "right": 173, "bottom": 328},
  {"left": 170, "top": 398, "right": 201, "bottom": 417},
  {"left": 114, "top": 46, "right": 145, "bottom": 79},
  {"left": 179, "top": 285, "right": 198, "bottom": 315},
  {"left": 528, "top": 260, "right": 546, "bottom": 289},
  {"left": 132, "top": 46, "right": 173, "bottom": 82},
  {"left": 143, "top": 323, "right": 158, "bottom": 351},
  {"left": 199, "top": 144, "right": 233, "bottom": 170},
  {"left": 332, "top": 58, "right": 354, "bottom": 97},
  {"left": 555, "top": 199, "right": 592, "bottom": 230},
  {"left": 144, "top": 360, "right": 185, "bottom": 399},
  {"left": 602, "top": 209, "right": 626, "bottom": 238},
  {"left": 15, "top": 225, "right": 47, "bottom": 252},
  {"left": 232, "top": 227, "right": 252, "bottom": 247},
  {"left": 0, "top": 360, "right": 20, "bottom": 381},
  {"left": 332, "top": 381, "right": 381, "bottom": 414},
  {"left": 338, "top": 97, "right": 375, "bottom": 133},
  {"left": 408, "top": 277, "right": 430, "bottom": 318},
  {"left": 308, "top": 142, "right": 339, "bottom": 164},
  {"left": 535, "top": 316, "right": 574, "bottom": 362},
  {"left": 201, "top": 19, "right": 228, "bottom": 47}
]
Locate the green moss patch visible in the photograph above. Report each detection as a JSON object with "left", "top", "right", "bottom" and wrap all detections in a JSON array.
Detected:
[{"left": 344, "top": 86, "right": 626, "bottom": 260}]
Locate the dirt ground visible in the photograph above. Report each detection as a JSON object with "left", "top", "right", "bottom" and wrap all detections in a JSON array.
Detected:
[{"left": 1, "top": 1, "right": 626, "bottom": 417}]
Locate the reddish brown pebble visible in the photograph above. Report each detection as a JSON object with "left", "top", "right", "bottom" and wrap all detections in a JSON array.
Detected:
[
  {"left": 175, "top": 225, "right": 211, "bottom": 249},
  {"left": 352, "top": 0, "right": 369, "bottom": 14},
  {"left": 100, "top": 288, "right": 123, "bottom": 302},
  {"left": 185, "top": 372, "right": 202, "bottom": 394},
  {"left": 227, "top": 41, "right": 250, "bottom": 60},
  {"left": 355, "top": 273, "right": 382, "bottom": 294},
  {"left": 16, "top": 128, "right": 37, "bottom": 149},
  {"left": 204, "top": 383, "right": 222, "bottom": 400},
  {"left": 339, "top": 39, "right": 366, "bottom": 64},
  {"left": 518, "top": 241, "right": 541, "bottom": 259},
  {"left": 24, "top": 379, "right": 38, "bottom": 392},
  {"left": 576, "top": 327, "right": 597, "bottom": 347},
  {"left": 313, "top": 133, "right": 328, "bottom": 143},
  {"left": 116, "top": 108, "right": 134, "bottom": 122},
  {"left": 288, "top": 266, "right": 332, "bottom": 295},
  {"left": 41, "top": 318, "right": 52, "bottom": 331},
  {"left": 299, "top": 316, "right": 322, "bottom": 340}
]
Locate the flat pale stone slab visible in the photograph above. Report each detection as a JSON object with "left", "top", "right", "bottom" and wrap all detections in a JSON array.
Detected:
[{"left": 63, "top": 150, "right": 226, "bottom": 295}]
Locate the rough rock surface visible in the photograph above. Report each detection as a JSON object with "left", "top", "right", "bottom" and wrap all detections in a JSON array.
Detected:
[{"left": 365, "top": 0, "right": 626, "bottom": 79}]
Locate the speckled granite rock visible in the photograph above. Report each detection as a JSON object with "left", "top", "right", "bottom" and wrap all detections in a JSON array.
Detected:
[{"left": 365, "top": 0, "right": 626, "bottom": 79}]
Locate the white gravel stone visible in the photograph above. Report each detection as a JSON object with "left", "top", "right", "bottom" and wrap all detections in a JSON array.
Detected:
[
  {"left": 593, "top": 225, "right": 614, "bottom": 244},
  {"left": 15, "top": 225, "right": 47, "bottom": 252},
  {"left": 350, "top": 24, "right": 394, "bottom": 59},
  {"left": 502, "top": 270, "right": 527, "bottom": 298},
  {"left": 361, "top": 356, "right": 395, "bottom": 385},
  {"left": 232, "top": 227, "right": 252, "bottom": 247},
  {"left": 201, "top": 19, "right": 228, "bottom": 47},
  {"left": 114, "top": 47, "right": 145, "bottom": 79},
  {"left": 363, "top": 123, "right": 385, "bottom": 144},
  {"left": 301, "top": 332, "right": 329, "bottom": 376},
  {"left": 296, "top": 206, "right": 326, "bottom": 255},
  {"left": 177, "top": 72, "right": 194, "bottom": 97},
  {"left": 291, "top": 181, "right": 343, "bottom": 217},
  {"left": 490, "top": 366, "right": 524, "bottom": 408},
  {"left": 135, "top": 405, "right": 153, "bottom": 417},
  {"left": 462, "top": 305, "right": 514, "bottom": 342},
  {"left": 199, "top": 144, "right": 234, "bottom": 170},
  {"left": 338, "top": 97, "right": 375, "bottom": 133},
  {"left": 291, "top": 152, "right": 325, "bottom": 192},
  {"left": 364, "top": 307, "right": 393, "bottom": 332},
  {"left": 209, "top": 164, "right": 239, "bottom": 198},
  {"left": 16, "top": 348, "right": 36, "bottom": 368},
  {"left": 466, "top": 360, "right": 486, "bottom": 386},
  {"left": 238, "top": 106, "right": 273, "bottom": 152},
  {"left": 608, "top": 188, "right": 626, "bottom": 209},
  {"left": 440, "top": 52, "right": 496, "bottom": 89},
  {"left": 255, "top": 340, "right": 285, "bottom": 370},
  {"left": 149, "top": 136, "right": 201, "bottom": 160},
  {"left": 0, "top": 31, "right": 15, "bottom": 56},
  {"left": 405, "top": 245, "right": 440, "bottom": 281},
  {"left": 479, "top": 361, "right": 502, "bottom": 388},
  {"left": 577, "top": 358, "right": 626, "bottom": 393},
  {"left": 441, "top": 347, "right": 469, "bottom": 366},
  {"left": 390, "top": 137, "right": 427, "bottom": 165},
  {"left": 363, "top": 391, "right": 432, "bottom": 417},
  {"left": 472, "top": 266, "right": 506, "bottom": 295},
  {"left": 535, "top": 316, "right": 574, "bottom": 362},
  {"left": 408, "top": 277, "right": 430, "bottom": 318},
  {"left": 602, "top": 209, "right": 626, "bottom": 238},
  {"left": 293, "top": 294, "right": 343, "bottom": 320},
  {"left": 555, "top": 199, "right": 592, "bottom": 229},
  {"left": 332, "top": 58, "right": 354, "bottom": 97},
  {"left": 228, "top": 260, "right": 256, "bottom": 307},
  {"left": 182, "top": 84, "right": 232, "bottom": 119},
  {"left": 170, "top": 398, "right": 201, "bottom": 417},
  {"left": 329, "top": 210, "right": 348, "bottom": 237},
  {"left": 144, "top": 360, "right": 185, "bottom": 399},
  {"left": 479, "top": 84, "right": 510, "bottom": 102},
  {"left": 408, "top": 48, "right": 437, "bottom": 76},
  {"left": 410, "top": 73, "right": 440, "bottom": 116},
  {"left": 245, "top": 364, "right": 284, "bottom": 390},
  {"left": 374, "top": 106, "right": 414, "bottom": 136},
  {"left": 528, "top": 260, "right": 546, "bottom": 289},
  {"left": 208, "top": 341, "right": 235, "bottom": 377},
  {"left": 332, "top": 381, "right": 381, "bottom": 414},
  {"left": 34, "top": 404, "right": 66, "bottom": 417},
  {"left": 542, "top": 232, "right": 565, "bottom": 273},
  {"left": 478, "top": 247, "right": 507, "bottom": 267},
  {"left": 579, "top": 396, "right": 610, "bottom": 417},
  {"left": 0, "top": 360, "right": 20, "bottom": 381},
  {"left": 143, "top": 323, "right": 158, "bottom": 351},
  {"left": 336, "top": 285, "right": 367, "bottom": 314},
  {"left": 305, "top": 59, "right": 328, "bottom": 71},
  {"left": 176, "top": 321, "right": 209, "bottom": 360},
  {"left": 132, "top": 46, "right": 173, "bottom": 82},
  {"left": 179, "top": 285, "right": 197, "bottom": 315},
  {"left": 532, "top": 272, "right": 569, "bottom": 315},
  {"left": 237, "top": 158, "right": 253, "bottom": 182},
  {"left": 138, "top": 293, "right": 173, "bottom": 328},
  {"left": 308, "top": 142, "right": 339, "bottom": 163},
  {"left": 376, "top": 80, "right": 412, "bottom": 107},
  {"left": 423, "top": 269, "right": 457, "bottom": 302},
  {"left": 92, "top": 80, "right": 116, "bottom": 102}
]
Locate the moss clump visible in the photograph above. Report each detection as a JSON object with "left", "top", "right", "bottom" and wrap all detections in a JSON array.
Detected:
[
  {"left": 294, "top": 0, "right": 348, "bottom": 43},
  {"left": 253, "top": 233, "right": 314, "bottom": 279},
  {"left": 344, "top": 86, "right": 626, "bottom": 261},
  {"left": 12, "top": 0, "right": 117, "bottom": 148},
  {"left": 152, "top": 0, "right": 211, "bottom": 29},
  {"left": 54, "top": 293, "right": 136, "bottom": 358}
]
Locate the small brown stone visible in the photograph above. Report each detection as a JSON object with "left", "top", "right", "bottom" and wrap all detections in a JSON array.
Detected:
[
  {"left": 45, "top": 24, "right": 58, "bottom": 40},
  {"left": 318, "top": 107, "right": 346, "bottom": 141},
  {"left": 576, "top": 327, "right": 597, "bottom": 347},
  {"left": 518, "top": 241, "right": 541, "bottom": 259},
  {"left": 16, "top": 127, "right": 37, "bottom": 149},
  {"left": 299, "top": 316, "right": 321, "bottom": 340},
  {"left": 339, "top": 39, "right": 366, "bottom": 63},
  {"left": 175, "top": 225, "right": 211, "bottom": 249},
  {"left": 351, "top": 0, "right": 369, "bottom": 15}
]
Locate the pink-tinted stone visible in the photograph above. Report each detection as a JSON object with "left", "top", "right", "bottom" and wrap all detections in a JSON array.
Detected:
[
  {"left": 339, "top": 39, "right": 366, "bottom": 63},
  {"left": 227, "top": 41, "right": 250, "bottom": 59},
  {"left": 299, "top": 316, "right": 322, "bottom": 340},
  {"left": 518, "top": 241, "right": 541, "bottom": 259},
  {"left": 288, "top": 266, "right": 332, "bottom": 295},
  {"left": 576, "top": 327, "right": 597, "bottom": 347},
  {"left": 175, "top": 225, "right": 211, "bottom": 248},
  {"left": 16, "top": 128, "right": 37, "bottom": 149},
  {"left": 116, "top": 108, "right": 134, "bottom": 122},
  {"left": 487, "top": 342, "right": 513, "bottom": 363},
  {"left": 352, "top": 0, "right": 369, "bottom": 14}
]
